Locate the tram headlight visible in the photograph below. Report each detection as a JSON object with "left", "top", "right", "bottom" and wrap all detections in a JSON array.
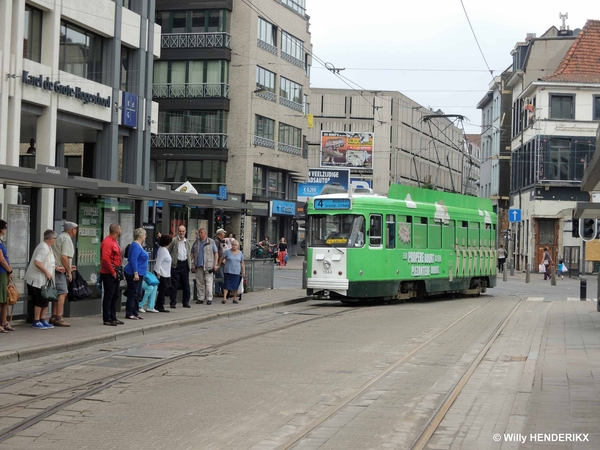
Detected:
[{"left": 323, "top": 259, "right": 332, "bottom": 269}]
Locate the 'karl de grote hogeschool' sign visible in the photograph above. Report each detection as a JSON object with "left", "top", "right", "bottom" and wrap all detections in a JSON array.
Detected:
[{"left": 21, "top": 71, "right": 111, "bottom": 107}]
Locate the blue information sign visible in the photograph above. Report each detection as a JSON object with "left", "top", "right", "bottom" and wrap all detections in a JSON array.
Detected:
[
  {"left": 122, "top": 92, "right": 138, "bottom": 128},
  {"left": 314, "top": 198, "right": 351, "bottom": 210},
  {"left": 218, "top": 185, "right": 227, "bottom": 200},
  {"left": 508, "top": 208, "right": 522, "bottom": 222}
]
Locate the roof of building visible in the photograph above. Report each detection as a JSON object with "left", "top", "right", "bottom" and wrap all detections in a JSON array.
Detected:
[{"left": 542, "top": 19, "right": 600, "bottom": 83}]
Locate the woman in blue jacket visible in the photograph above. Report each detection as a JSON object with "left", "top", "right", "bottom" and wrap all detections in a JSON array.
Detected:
[{"left": 124, "top": 228, "right": 148, "bottom": 320}]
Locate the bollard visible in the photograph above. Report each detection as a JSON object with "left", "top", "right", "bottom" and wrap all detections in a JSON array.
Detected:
[
  {"left": 503, "top": 263, "right": 507, "bottom": 282},
  {"left": 550, "top": 265, "right": 556, "bottom": 286},
  {"left": 580, "top": 277, "right": 587, "bottom": 301},
  {"left": 510, "top": 260, "right": 515, "bottom": 276},
  {"left": 525, "top": 264, "right": 530, "bottom": 283}
]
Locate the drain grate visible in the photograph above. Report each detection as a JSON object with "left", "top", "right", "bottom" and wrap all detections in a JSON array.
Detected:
[{"left": 503, "top": 356, "right": 528, "bottom": 362}]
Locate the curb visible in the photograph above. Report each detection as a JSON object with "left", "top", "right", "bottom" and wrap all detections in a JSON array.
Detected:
[{"left": 0, "top": 297, "right": 309, "bottom": 364}]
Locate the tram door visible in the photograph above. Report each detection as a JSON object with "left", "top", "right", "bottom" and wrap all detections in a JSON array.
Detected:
[{"left": 536, "top": 219, "right": 557, "bottom": 267}]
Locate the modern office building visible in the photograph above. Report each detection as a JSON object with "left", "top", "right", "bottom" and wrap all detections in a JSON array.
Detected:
[
  {"left": 152, "top": 0, "right": 311, "bottom": 249},
  {"left": 306, "top": 88, "right": 472, "bottom": 195}
]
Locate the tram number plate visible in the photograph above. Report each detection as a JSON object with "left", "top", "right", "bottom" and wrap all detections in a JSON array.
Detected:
[{"left": 314, "top": 198, "right": 351, "bottom": 210}]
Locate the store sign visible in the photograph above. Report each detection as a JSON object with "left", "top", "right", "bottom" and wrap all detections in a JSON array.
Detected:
[
  {"left": 122, "top": 92, "right": 138, "bottom": 127},
  {"left": 297, "top": 168, "right": 350, "bottom": 202},
  {"left": 270, "top": 200, "right": 296, "bottom": 216},
  {"left": 37, "top": 164, "right": 68, "bottom": 178},
  {"left": 21, "top": 71, "right": 111, "bottom": 107}
]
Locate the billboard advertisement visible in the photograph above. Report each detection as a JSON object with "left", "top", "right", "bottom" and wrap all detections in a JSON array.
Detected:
[
  {"left": 320, "top": 131, "right": 374, "bottom": 169},
  {"left": 297, "top": 168, "right": 350, "bottom": 202}
]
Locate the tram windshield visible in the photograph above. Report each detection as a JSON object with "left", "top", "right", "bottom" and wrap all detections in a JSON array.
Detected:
[{"left": 308, "top": 214, "right": 365, "bottom": 248}]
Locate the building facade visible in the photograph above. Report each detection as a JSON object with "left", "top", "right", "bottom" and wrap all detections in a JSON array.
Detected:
[
  {"left": 307, "top": 88, "right": 472, "bottom": 195},
  {"left": 506, "top": 21, "right": 600, "bottom": 271},
  {"left": 152, "top": 0, "right": 311, "bottom": 251}
]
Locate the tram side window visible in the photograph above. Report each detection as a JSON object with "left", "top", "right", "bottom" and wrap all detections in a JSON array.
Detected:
[
  {"left": 469, "top": 222, "right": 480, "bottom": 248},
  {"left": 457, "top": 220, "right": 468, "bottom": 247},
  {"left": 397, "top": 216, "right": 412, "bottom": 249},
  {"left": 491, "top": 224, "right": 496, "bottom": 248},
  {"left": 369, "top": 214, "right": 382, "bottom": 247},
  {"left": 443, "top": 220, "right": 455, "bottom": 250},
  {"left": 429, "top": 219, "right": 442, "bottom": 249},
  {"left": 481, "top": 221, "right": 491, "bottom": 248},
  {"left": 385, "top": 214, "right": 395, "bottom": 249},
  {"left": 413, "top": 217, "right": 427, "bottom": 248}
]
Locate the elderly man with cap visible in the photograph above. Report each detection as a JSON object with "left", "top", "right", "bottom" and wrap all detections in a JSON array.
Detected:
[{"left": 50, "top": 221, "right": 78, "bottom": 327}]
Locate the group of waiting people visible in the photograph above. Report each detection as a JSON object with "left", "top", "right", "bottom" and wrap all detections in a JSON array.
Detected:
[
  {"left": 258, "top": 236, "right": 288, "bottom": 266},
  {"left": 0, "top": 221, "right": 79, "bottom": 330},
  {"left": 100, "top": 224, "right": 245, "bottom": 326}
]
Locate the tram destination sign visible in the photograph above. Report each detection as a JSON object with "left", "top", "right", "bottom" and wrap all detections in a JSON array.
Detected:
[{"left": 314, "top": 198, "right": 351, "bottom": 210}]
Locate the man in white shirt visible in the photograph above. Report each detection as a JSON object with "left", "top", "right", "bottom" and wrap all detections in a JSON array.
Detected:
[
  {"left": 167, "top": 225, "right": 193, "bottom": 308},
  {"left": 51, "top": 221, "right": 78, "bottom": 327}
]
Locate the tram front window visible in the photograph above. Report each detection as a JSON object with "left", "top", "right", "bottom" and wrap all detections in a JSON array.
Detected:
[{"left": 308, "top": 214, "right": 365, "bottom": 248}]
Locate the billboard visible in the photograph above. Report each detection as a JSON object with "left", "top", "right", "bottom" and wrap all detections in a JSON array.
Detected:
[
  {"left": 297, "top": 168, "right": 350, "bottom": 202},
  {"left": 320, "top": 131, "right": 374, "bottom": 170}
]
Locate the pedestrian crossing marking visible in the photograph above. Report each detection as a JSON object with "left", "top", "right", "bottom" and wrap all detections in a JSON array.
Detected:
[
  {"left": 527, "top": 297, "right": 545, "bottom": 301},
  {"left": 567, "top": 297, "right": 593, "bottom": 302}
]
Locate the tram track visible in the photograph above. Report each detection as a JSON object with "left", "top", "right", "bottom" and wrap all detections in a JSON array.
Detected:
[
  {"left": 0, "top": 303, "right": 361, "bottom": 443},
  {"left": 278, "top": 295, "right": 524, "bottom": 450}
]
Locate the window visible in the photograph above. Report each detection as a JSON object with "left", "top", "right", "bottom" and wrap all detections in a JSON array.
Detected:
[
  {"left": 413, "top": 217, "right": 427, "bottom": 248},
  {"left": 59, "top": 21, "right": 104, "bottom": 83},
  {"left": 279, "top": 0, "right": 306, "bottom": 16},
  {"left": 258, "top": 18, "right": 276, "bottom": 46},
  {"left": 256, "top": 67, "right": 275, "bottom": 93},
  {"left": 547, "top": 138, "right": 570, "bottom": 180},
  {"left": 594, "top": 96, "right": 600, "bottom": 121},
  {"left": 278, "top": 123, "right": 302, "bottom": 148},
  {"left": 369, "top": 215, "right": 383, "bottom": 247},
  {"left": 120, "top": 46, "right": 130, "bottom": 91},
  {"left": 268, "top": 171, "right": 285, "bottom": 199},
  {"left": 156, "top": 10, "right": 230, "bottom": 33},
  {"left": 158, "top": 111, "right": 227, "bottom": 134},
  {"left": 153, "top": 160, "right": 225, "bottom": 193},
  {"left": 307, "top": 214, "right": 365, "bottom": 248},
  {"left": 385, "top": 215, "right": 395, "bottom": 249},
  {"left": 255, "top": 115, "right": 275, "bottom": 140},
  {"left": 153, "top": 60, "right": 229, "bottom": 89},
  {"left": 281, "top": 31, "right": 304, "bottom": 61},
  {"left": 24, "top": 5, "right": 42, "bottom": 62},
  {"left": 253, "top": 166, "right": 265, "bottom": 196},
  {"left": 280, "top": 77, "right": 302, "bottom": 103},
  {"left": 550, "top": 94, "right": 574, "bottom": 119}
]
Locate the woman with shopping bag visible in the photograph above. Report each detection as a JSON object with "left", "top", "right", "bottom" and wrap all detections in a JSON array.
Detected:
[{"left": 220, "top": 239, "right": 245, "bottom": 304}]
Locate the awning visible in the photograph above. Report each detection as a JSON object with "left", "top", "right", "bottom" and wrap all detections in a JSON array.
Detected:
[
  {"left": 573, "top": 202, "right": 600, "bottom": 219},
  {"left": 0, "top": 164, "right": 98, "bottom": 190}
]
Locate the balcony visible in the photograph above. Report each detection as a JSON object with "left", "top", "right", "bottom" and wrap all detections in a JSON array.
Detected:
[
  {"left": 257, "top": 38, "right": 277, "bottom": 55},
  {"left": 162, "top": 32, "right": 231, "bottom": 49},
  {"left": 278, "top": 142, "right": 303, "bottom": 156},
  {"left": 152, "top": 133, "right": 228, "bottom": 149},
  {"left": 279, "top": 96, "right": 303, "bottom": 112},
  {"left": 281, "top": 51, "right": 305, "bottom": 69},
  {"left": 254, "top": 136, "right": 275, "bottom": 149},
  {"left": 153, "top": 83, "right": 230, "bottom": 99},
  {"left": 256, "top": 90, "right": 276, "bottom": 102}
]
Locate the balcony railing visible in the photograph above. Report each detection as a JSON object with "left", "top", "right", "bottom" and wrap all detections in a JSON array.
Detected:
[
  {"left": 162, "top": 32, "right": 231, "bottom": 49},
  {"left": 152, "top": 133, "right": 228, "bottom": 149},
  {"left": 254, "top": 136, "right": 276, "bottom": 149},
  {"left": 153, "top": 83, "right": 230, "bottom": 99},
  {"left": 256, "top": 90, "right": 277, "bottom": 102},
  {"left": 279, "top": 96, "right": 303, "bottom": 112},
  {"left": 281, "top": 51, "right": 305, "bottom": 69},
  {"left": 278, "top": 142, "right": 303, "bottom": 156},
  {"left": 257, "top": 38, "right": 278, "bottom": 55}
]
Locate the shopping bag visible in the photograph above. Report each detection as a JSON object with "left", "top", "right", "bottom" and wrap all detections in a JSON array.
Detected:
[
  {"left": 7, "top": 280, "right": 19, "bottom": 305},
  {"left": 538, "top": 263, "right": 546, "bottom": 273},
  {"left": 68, "top": 270, "right": 92, "bottom": 301},
  {"left": 561, "top": 264, "right": 568, "bottom": 273},
  {"left": 238, "top": 277, "right": 244, "bottom": 294}
]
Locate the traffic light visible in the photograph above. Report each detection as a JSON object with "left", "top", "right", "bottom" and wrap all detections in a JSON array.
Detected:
[
  {"left": 572, "top": 218, "right": 580, "bottom": 238},
  {"left": 214, "top": 209, "right": 224, "bottom": 228},
  {"left": 223, "top": 214, "right": 231, "bottom": 227},
  {"left": 580, "top": 218, "right": 597, "bottom": 241}
]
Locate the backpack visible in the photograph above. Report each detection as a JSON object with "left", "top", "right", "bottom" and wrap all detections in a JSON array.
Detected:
[{"left": 124, "top": 243, "right": 131, "bottom": 259}]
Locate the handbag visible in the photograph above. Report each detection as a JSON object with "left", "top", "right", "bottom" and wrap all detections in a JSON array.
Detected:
[
  {"left": 144, "top": 271, "right": 159, "bottom": 286},
  {"left": 41, "top": 279, "right": 58, "bottom": 302},
  {"left": 7, "top": 279, "right": 19, "bottom": 305},
  {"left": 113, "top": 265, "right": 124, "bottom": 281},
  {"left": 68, "top": 270, "right": 92, "bottom": 301}
]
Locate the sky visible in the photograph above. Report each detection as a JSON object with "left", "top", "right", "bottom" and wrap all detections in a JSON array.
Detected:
[{"left": 307, "top": 0, "right": 596, "bottom": 133}]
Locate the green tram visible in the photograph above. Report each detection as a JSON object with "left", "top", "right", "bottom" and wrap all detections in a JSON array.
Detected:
[{"left": 306, "top": 185, "right": 497, "bottom": 301}]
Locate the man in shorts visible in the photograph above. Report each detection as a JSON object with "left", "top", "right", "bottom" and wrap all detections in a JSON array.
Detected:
[{"left": 51, "top": 221, "right": 78, "bottom": 327}]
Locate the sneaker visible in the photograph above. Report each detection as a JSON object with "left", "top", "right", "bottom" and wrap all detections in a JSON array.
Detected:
[
  {"left": 138, "top": 308, "right": 146, "bottom": 313},
  {"left": 40, "top": 320, "right": 54, "bottom": 329},
  {"left": 207, "top": 300, "right": 212, "bottom": 305},
  {"left": 146, "top": 308, "right": 159, "bottom": 313},
  {"left": 196, "top": 300, "right": 204, "bottom": 304},
  {"left": 32, "top": 321, "right": 47, "bottom": 330}
]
